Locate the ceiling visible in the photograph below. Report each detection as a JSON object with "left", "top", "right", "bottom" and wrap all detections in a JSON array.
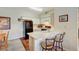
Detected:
[{"left": 0, "top": 7, "right": 53, "bottom": 17}]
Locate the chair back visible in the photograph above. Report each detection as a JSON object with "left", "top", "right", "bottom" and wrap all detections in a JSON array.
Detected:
[
  {"left": 61, "top": 32, "right": 65, "bottom": 40},
  {"left": 55, "top": 32, "right": 65, "bottom": 42},
  {"left": 45, "top": 38, "right": 55, "bottom": 49}
]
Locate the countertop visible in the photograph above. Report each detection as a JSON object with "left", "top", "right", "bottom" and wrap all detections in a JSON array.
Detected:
[{"left": 28, "top": 30, "right": 60, "bottom": 40}]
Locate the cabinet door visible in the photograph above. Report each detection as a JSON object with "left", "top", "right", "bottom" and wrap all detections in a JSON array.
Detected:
[{"left": 41, "top": 17, "right": 51, "bottom": 24}]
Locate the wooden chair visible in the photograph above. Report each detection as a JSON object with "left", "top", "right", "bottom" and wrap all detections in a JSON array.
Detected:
[
  {"left": 54, "top": 32, "right": 65, "bottom": 51},
  {"left": 0, "top": 31, "right": 9, "bottom": 49},
  {"left": 41, "top": 38, "right": 55, "bottom": 51}
]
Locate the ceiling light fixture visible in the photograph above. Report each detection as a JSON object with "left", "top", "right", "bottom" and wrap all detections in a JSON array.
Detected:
[{"left": 29, "top": 7, "right": 43, "bottom": 12}]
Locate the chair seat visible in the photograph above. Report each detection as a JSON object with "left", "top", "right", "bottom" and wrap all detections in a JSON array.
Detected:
[{"left": 41, "top": 41, "right": 53, "bottom": 49}]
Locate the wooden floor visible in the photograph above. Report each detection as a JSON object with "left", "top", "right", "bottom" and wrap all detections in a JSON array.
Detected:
[
  {"left": 20, "top": 37, "right": 64, "bottom": 51},
  {"left": 20, "top": 37, "right": 29, "bottom": 51}
]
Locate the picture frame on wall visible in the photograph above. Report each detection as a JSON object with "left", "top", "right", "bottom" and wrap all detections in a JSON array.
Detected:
[
  {"left": 0, "top": 16, "right": 11, "bottom": 30},
  {"left": 59, "top": 14, "right": 68, "bottom": 22}
]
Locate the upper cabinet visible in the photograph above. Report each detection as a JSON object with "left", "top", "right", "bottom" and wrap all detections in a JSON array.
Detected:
[{"left": 38, "top": 9, "right": 54, "bottom": 25}]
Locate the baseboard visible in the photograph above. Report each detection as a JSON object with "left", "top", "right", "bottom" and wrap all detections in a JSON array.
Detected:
[{"left": 63, "top": 47, "right": 77, "bottom": 51}]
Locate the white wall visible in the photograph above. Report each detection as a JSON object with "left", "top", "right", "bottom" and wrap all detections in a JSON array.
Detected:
[
  {"left": 54, "top": 7, "right": 77, "bottom": 51},
  {"left": 0, "top": 8, "right": 40, "bottom": 40},
  {"left": 77, "top": 8, "right": 79, "bottom": 50},
  {"left": 22, "top": 17, "right": 40, "bottom": 24}
]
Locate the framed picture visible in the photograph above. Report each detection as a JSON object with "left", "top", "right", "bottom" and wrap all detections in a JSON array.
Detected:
[
  {"left": 59, "top": 14, "right": 68, "bottom": 22},
  {"left": 0, "top": 16, "right": 11, "bottom": 30}
]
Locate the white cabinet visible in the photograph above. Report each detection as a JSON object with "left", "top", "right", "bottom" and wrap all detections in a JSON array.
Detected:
[
  {"left": 40, "top": 17, "right": 52, "bottom": 24},
  {"left": 39, "top": 10, "right": 54, "bottom": 25}
]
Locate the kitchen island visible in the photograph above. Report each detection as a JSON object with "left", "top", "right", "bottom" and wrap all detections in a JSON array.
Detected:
[{"left": 28, "top": 30, "right": 61, "bottom": 51}]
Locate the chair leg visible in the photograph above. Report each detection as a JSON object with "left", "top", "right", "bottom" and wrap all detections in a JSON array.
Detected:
[
  {"left": 59, "top": 42, "right": 60, "bottom": 48},
  {"left": 61, "top": 43, "right": 63, "bottom": 51},
  {"left": 42, "top": 48, "right": 45, "bottom": 51},
  {"left": 55, "top": 42, "right": 57, "bottom": 51},
  {"left": 4, "top": 39, "right": 8, "bottom": 48},
  {"left": 0, "top": 41, "right": 1, "bottom": 48},
  {"left": 51, "top": 48, "right": 53, "bottom": 51},
  {"left": 5, "top": 42, "right": 8, "bottom": 48},
  {"left": 42, "top": 48, "right": 43, "bottom": 51},
  {"left": 53, "top": 40, "right": 55, "bottom": 50}
]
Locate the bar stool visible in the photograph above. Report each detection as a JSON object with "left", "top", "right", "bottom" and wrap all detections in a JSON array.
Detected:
[
  {"left": 41, "top": 38, "right": 55, "bottom": 51},
  {"left": 54, "top": 32, "right": 65, "bottom": 51},
  {"left": 0, "top": 31, "right": 9, "bottom": 49}
]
